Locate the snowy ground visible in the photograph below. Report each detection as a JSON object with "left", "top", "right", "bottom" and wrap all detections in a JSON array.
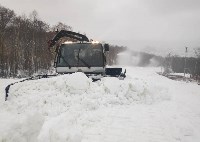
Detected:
[{"left": 0, "top": 67, "right": 200, "bottom": 142}]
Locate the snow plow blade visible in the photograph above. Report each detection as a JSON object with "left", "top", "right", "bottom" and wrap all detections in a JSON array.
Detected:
[{"left": 5, "top": 75, "right": 57, "bottom": 101}]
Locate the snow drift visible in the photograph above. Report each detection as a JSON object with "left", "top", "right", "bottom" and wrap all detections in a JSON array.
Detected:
[
  {"left": 5, "top": 72, "right": 169, "bottom": 115},
  {"left": 0, "top": 70, "right": 171, "bottom": 142}
]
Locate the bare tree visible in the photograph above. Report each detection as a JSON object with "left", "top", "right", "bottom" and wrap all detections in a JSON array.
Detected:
[
  {"left": 0, "top": 5, "right": 15, "bottom": 76},
  {"left": 194, "top": 48, "right": 200, "bottom": 58},
  {"left": 51, "top": 22, "right": 72, "bottom": 31}
]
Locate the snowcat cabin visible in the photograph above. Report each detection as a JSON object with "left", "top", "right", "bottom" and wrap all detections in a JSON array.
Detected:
[{"left": 56, "top": 42, "right": 106, "bottom": 74}]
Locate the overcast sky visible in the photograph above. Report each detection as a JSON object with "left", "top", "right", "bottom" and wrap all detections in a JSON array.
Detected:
[{"left": 1, "top": 0, "right": 200, "bottom": 56}]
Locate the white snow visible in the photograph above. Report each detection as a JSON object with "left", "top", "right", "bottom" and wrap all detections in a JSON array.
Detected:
[
  {"left": 0, "top": 67, "right": 200, "bottom": 142},
  {"left": 170, "top": 72, "right": 191, "bottom": 78}
]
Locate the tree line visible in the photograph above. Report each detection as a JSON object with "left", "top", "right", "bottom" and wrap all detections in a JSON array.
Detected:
[
  {"left": 129, "top": 51, "right": 200, "bottom": 76},
  {"left": 164, "top": 54, "right": 200, "bottom": 76},
  {"left": 0, "top": 5, "right": 125, "bottom": 78},
  {"left": 0, "top": 6, "right": 55, "bottom": 77}
]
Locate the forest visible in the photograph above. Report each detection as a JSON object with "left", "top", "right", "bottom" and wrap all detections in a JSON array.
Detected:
[{"left": 164, "top": 52, "right": 200, "bottom": 76}]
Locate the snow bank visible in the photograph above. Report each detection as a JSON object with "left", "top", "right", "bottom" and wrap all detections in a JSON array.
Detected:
[
  {"left": 0, "top": 70, "right": 170, "bottom": 142},
  {"left": 0, "top": 111, "right": 44, "bottom": 142},
  {"left": 3, "top": 72, "right": 169, "bottom": 115}
]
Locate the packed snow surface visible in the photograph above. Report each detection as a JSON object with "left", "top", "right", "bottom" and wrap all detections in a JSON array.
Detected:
[{"left": 0, "top": 67, "right": 200, "bottom": 142}]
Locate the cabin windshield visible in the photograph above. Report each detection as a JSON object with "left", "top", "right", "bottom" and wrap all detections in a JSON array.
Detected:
[{"left": 57, "top": 43, "right": 104, "bottom": 67}]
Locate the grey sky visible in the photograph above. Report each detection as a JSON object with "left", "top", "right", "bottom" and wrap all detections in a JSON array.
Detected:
[{"left": 1, "top": 0, "right": 200, "bottom": 56}]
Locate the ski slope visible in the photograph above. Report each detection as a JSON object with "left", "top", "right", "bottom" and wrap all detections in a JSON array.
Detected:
[{"left": 0, "top": 67, "right": 200, "bottom": 142}]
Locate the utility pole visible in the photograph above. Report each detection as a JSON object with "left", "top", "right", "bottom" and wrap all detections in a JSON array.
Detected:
[
  {"left": 194, "top": 48, "right": 199, "bottom": 76},
  {"left": 184, "top": 47, "right": 188, "bottom": 77}
]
